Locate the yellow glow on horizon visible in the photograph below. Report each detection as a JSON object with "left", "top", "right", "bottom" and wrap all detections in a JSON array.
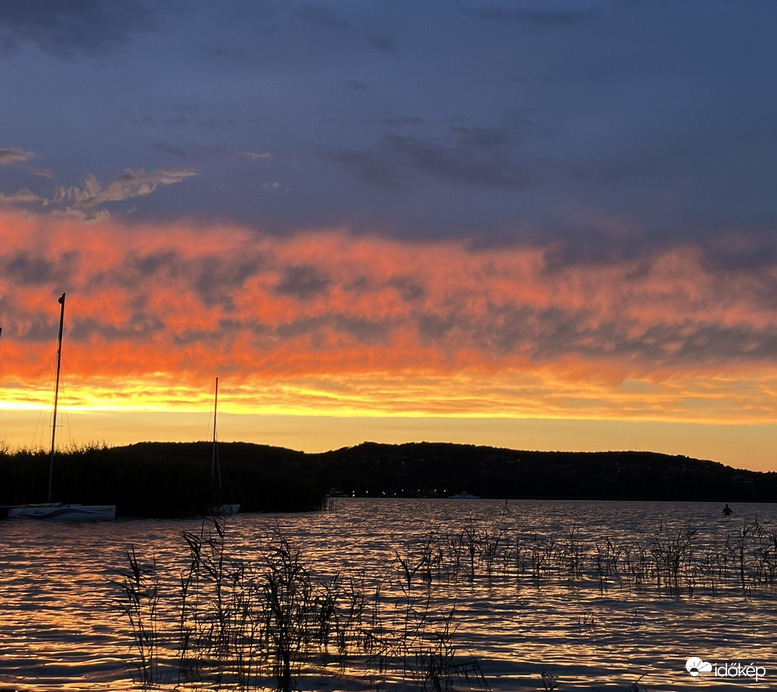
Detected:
[{"left": 4, "top": 366, "right": 777, "bottom": 427}]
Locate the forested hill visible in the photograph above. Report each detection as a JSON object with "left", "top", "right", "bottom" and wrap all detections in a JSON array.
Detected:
[
  {"left": 1, "top": 441, "right": 774, "bottom": 517},
  {"left": 318, "top": 442, "right": 777, "bottom": 502}
]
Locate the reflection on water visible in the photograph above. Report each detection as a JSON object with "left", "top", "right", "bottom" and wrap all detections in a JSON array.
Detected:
[{"left": 1, "top": 499, "right": 776, "bottom": 691}]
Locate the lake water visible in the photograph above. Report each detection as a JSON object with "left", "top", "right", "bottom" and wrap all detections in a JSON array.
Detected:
[{"left": 0, "top": 499, "right": 775, "bottom": 691}]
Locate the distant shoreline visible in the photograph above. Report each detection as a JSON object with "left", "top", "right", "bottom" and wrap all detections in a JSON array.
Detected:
[{"left": 2, "top": 440, "right": 774, "bottom": 518}]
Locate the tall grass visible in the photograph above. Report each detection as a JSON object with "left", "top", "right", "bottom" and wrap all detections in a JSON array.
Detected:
[
  {"left": 114, "top": 519, "right": 490, "bottom": 691},
  {"left": 385, "top": 517, "right": 777, "bottom": 595},
  {"left": 113, "top": 547, "right": 161, "bottom": 685},
  {"left": 114, "top": 512, "right": 777, "bottom": 690}
]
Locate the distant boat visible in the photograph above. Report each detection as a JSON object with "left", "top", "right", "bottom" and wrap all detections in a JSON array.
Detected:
[
  {"left": 8, "top": 293, "right": 116, "bottom": 522},
  {"left": 208, "top": 377, "right": 239, "bottom": 516},
  {"left": 449, "top": 491, "right": 480, "bottom": 499},
  {"left": 326, "top": 488, "right": 348, "bottom": 498}
]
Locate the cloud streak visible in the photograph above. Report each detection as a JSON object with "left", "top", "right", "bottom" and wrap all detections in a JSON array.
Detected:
[
  {"left": 50, "top": 169, "right": 199, "bottom": 210},
  {"left": 0, "top": 148, "right": 33, "bottom": 165},
  {"left": 0, "top": 143, "right": 200, "bottom": 219},
  {"left": 0, "top": 188, "right": 43, "bottom": 205}
]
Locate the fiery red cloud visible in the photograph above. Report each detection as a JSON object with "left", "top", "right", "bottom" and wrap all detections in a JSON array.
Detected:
[{"left": 2, "top": 210, "right": 777, "bottom": 430}]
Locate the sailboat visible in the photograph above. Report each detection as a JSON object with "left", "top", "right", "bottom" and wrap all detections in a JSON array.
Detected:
[
  {"left": 209, "top": 377, "right": 239, "bottom": 516},
  {"left": 8, "top": 293, "right": 116, "bottom": 521}
]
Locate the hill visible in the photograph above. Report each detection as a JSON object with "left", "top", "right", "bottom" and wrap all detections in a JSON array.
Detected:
[
  {"left": 1, "top": 441, "right": 774, "bottom": 517},
  {"left": 318, "top": 442, "right": 777, "bottom": 502}
]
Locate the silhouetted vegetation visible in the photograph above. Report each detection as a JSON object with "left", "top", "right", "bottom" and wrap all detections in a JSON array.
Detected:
[
  {"left": 114, "top": 518, "right": 490, "bottom": 691},
  {"left": 1, "top": 440, "right": 775, "bottom": 517},
  {"left": 390, "top": 516, "right": 777, "bottom": 594},
  {"left": 0, "top": 442, "right": 326, "bottom": 517}
]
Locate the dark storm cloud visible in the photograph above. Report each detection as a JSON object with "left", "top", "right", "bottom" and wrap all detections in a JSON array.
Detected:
[
  {"left": 121, "top": 249, "right": 263, "bottom": 310},
  {"left": 275, "top": 266, "right": 332, "bottom": 299},
  {"left": 388, "top": 277, "right": 425, "bottom": 302},
  {"left": 334, "top": 316, "right": 392, "bottom": 344},
  {"left": 0, "top": 0, "right": 152, "bottom": 59},
  {"left": 4, "top": 253, "right": 58, "bottom": 283},
  {"left": 326, "top": 126, "right": 531, "bottom": 191},
  {"left": 673, "top": 325, "right": 777, "bottom": 365},
  {"left": 130, "top": 251, "right": 180, "bottom": 278},
  {"left": 409, "top": 296, "right": 777, "bottom": 368},
  {"left": 69, "top": 314, "right": 165, "bottom": 342},
  {"left": 10, "top": 316, "right": 62, "bottom": 343},
  {"left": 275, "top": 316, "right": 328, "bottom": 339},
  {"left": 378, "top": 131, "right": 530, "bottom": 189},
  {"left": 417, "top": 312, "right": 459, "bottom": 341},
  {"left": 273, "top": 313, "right": 393, "bottom": 346},
  {"left": 193, "top": 256, "right": 263, "bottom": 308}
]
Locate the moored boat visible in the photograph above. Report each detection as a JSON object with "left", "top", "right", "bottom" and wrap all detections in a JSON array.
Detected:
[
  {"left": 208, "top": 377, "right": 240, "bottom": 516},
  {"left": 8, "top": 293, "right": 116, "bottom": 522},
  {"left": 8, "top": 503, "right": 116, "bottom": 521}
]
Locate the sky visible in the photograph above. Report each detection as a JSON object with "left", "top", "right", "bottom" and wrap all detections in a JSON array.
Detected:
[{"left": 2, "top": 0, "right": 777, "bottom": 471}]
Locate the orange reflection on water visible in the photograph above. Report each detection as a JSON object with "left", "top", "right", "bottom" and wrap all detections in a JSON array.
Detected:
[{"left": 1, "top": 500, "right": 777, "bottom": 691}]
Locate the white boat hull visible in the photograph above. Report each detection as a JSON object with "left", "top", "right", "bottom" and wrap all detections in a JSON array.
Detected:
[{"left": 8, "top": 503, "right": 116, "bottom": 522}]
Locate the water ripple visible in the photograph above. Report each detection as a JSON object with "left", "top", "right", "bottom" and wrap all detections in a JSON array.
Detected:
[{"left": 1, "top": 499, "right": 776, "bottom": 690}]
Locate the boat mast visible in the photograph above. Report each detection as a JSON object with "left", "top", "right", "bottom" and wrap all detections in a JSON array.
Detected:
[
  {"left": 211, "top": 376, "right": 222, "bottom": 494},
  {"left": 48, "top": 292, "right": 65, "bottom": 503}
]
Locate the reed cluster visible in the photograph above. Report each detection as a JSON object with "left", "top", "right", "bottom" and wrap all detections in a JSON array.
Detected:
[
  {"left": 390, "top": 516, "right": 777, "bottom": 595},
  {"left": 114, "top": 518, "right": 490, "bottom": 691},
  {"left": 114, "top": 512, "right": 777, "bottom": 691}
]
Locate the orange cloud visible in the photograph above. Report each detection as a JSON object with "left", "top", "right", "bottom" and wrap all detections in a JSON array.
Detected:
[{"left": 3, "top": 210, "right": 777, "bottom": 431}]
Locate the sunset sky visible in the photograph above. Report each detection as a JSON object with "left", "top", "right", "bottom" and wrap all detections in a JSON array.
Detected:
[{"left": 2, "top": 0, "right": 777, "bottom": 471}]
